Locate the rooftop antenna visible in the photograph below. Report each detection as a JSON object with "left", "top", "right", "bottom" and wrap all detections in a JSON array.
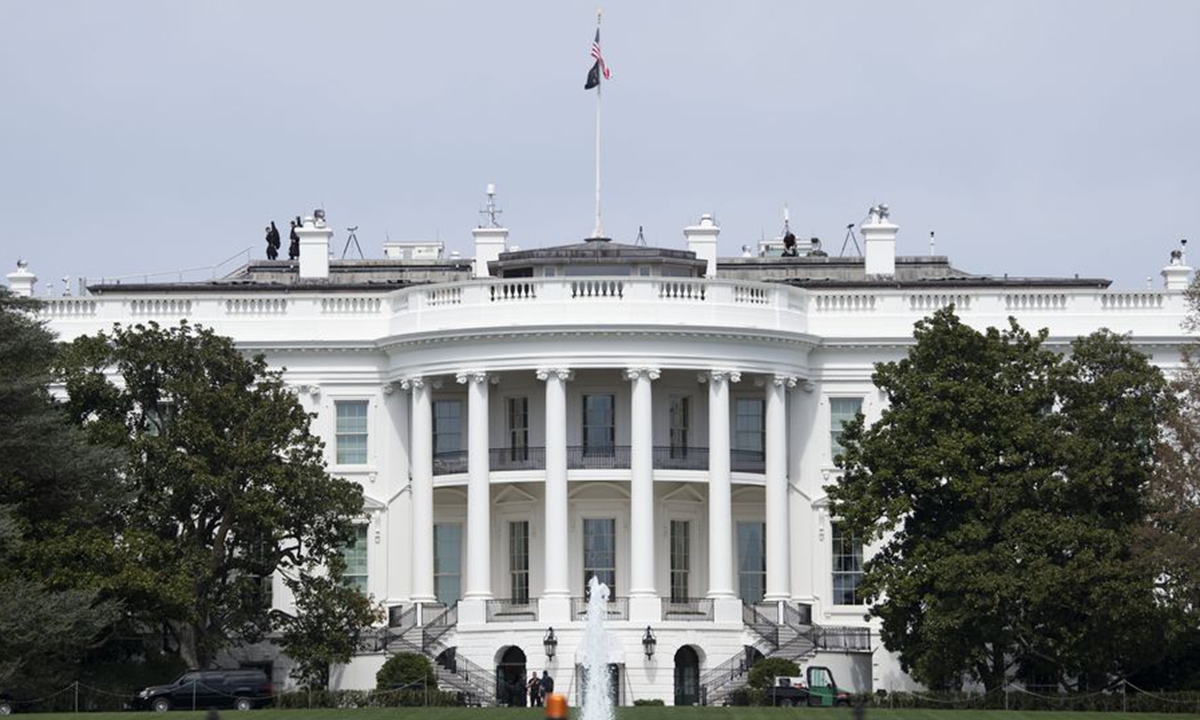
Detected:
[
  {"left": 635, "top": 225, "right": 646, "bottom": 246},
  {"left": 782, "top": 204, "right": 791, "bottom": 236},
  {"left": 61, "top": 276, "right": 71, "bottom": 296},
  {"left": 839, "top": 222, "right": 862, "bottom": 256},
  {"left": 929, "top": 230, "right": 936, "bottom": 255},
  {"left": 341, "top": 226, "right": 364, "bottom": 259},
  {"left": 480, "top": 183, "right": 503, "bottom": 228}
]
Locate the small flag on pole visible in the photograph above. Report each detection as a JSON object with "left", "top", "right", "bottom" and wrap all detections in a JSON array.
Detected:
[{"left": 584, "top": 27, "right": 610, "bottom": 90}]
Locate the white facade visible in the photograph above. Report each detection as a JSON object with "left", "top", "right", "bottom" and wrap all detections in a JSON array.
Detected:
[{"left": 17, "top": 212, "right": 1194, "bottom": 705}]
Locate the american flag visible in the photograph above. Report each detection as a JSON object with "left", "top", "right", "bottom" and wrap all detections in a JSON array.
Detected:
[{"left": 585, "top": 27, "right": 610, "bottom": 89}]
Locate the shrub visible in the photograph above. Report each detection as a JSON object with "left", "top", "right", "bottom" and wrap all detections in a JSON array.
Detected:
[
  {"left": 633, "top": 698, "right": 665, "bottom": 705},
  {"left": 376, "top": 652, "right": 437, "bottom": 692},
  {"left": 747, "top": 657, "right": 800, "bottom": 689}
]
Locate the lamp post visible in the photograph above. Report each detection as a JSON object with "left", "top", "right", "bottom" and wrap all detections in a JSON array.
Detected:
[
  {"left": 544, "top": 627, "right": 558, "bottom": 659},
  {"left": 642, "top": 626, "right": 657, "bottom": 658}
]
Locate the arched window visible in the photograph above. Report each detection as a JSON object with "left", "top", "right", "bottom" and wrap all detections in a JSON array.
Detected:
[{"left": 674, "top": 646, "right": 700, "bottom": 706}]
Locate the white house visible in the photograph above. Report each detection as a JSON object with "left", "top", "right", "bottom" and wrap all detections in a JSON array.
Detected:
[{"left": 11, "top": 202, "right": 1193, "bottom": 705}]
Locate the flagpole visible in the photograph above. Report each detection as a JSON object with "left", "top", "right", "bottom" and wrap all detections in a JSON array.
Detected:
[{"left": 593, "top": 8, "right": 603, "bottom": 239}]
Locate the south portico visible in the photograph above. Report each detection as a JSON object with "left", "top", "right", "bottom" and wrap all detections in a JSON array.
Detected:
[{"left": 382, "top": 358, "right": 813, "bottom": 627}]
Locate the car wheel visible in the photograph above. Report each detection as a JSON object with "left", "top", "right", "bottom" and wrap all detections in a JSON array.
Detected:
[
  {"left": 779, "top": 698, "right": 794, "bottom": 707},
  {"left": 151, "top": 698, "right": 170, "bottom": 713},
  {"left": 234, "top": 698, "right": 252, "bottom": 712},
  {"left": 0, "top": 700, "right": 13, "bottom": 715}
]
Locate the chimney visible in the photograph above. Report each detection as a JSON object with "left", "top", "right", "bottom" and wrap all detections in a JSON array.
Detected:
[
  {"left": 1162, "top": 239, "right": 1192, "bottom": 291},
  {"left": 297, "top": 210, "right": 333, "bottom": 280},
  {"left": 6, "top": 260, "right": 37, "bottom": 297},
  {"left": 472, "top": 183, "right": 508, "bottom": 278},
  {"left": 862, "top": 204, "right": 899, "bottom": 277},
  {"left": 684, "top": 214, "right": 720, "bottom": 278}
]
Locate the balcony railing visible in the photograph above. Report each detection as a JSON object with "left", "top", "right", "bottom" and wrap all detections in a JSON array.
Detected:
[
  {"left": 731, "top": 448, "right": 766, "bottom": 473},
  {"left": 432, "top": 450, "right": 468, "bottom": 475},
  {"left": 652, "top": 446, "right": 709, "bottom": 470},
  {"left": 432, "top": 445, "right": 772, "bottom": 475},
  {"left": 662, "top": 598, "right": 714, "bottom": 621},
  {"left": 814, "top": 625, "right": 872, "bottom": 651},
  {"left": 485, "top": 598, "right": 538, "bottom": 622},
  {"left": 570, "top": 596, "right": 630, "bottom": 621},
  {"left": 489, "top": 446, "right": 546, "bottom": 471},
  {"left": 567, "top": 445, "right": 631, "bottom": 470}
]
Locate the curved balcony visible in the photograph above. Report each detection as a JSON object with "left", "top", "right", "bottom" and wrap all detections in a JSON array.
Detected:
[{"left": 432, "top": 446, "right": 765, "bottom": 475}]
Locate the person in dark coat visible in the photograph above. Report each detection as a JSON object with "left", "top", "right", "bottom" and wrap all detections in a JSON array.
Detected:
[
  {"left": 265, "top": 222, "right": 281, "bottom": 259},
  {"left": 288, "top": 220, "right": 300, "bottom": 260},
  {"left": 264, "top": 225, "right": 277, "bottom": 260},
  {"left": 541, "top": 670, "right": 554, "bottom": 697},
  {"left": 781, "top": 232, "right": 799, "bottom": 257}
]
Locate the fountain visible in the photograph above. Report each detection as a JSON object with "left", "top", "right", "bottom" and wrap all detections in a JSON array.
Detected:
[{"left": 579, "top": 576, "right": 615, "bottom": 720}]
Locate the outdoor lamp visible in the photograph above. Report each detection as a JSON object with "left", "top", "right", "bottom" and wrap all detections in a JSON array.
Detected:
[
  {"left": 642, "top": 626, "right": 657, "bottom": 658},
  {"left": 543, "top": 627, "right": 558, "bottom": 659}
]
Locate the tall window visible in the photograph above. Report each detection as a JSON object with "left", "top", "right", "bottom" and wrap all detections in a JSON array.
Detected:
[
  {"left": 670, "top": 520, "right": 691, "bottom": 602},
  {"left": 510, "top": 520, "right": 530, "bottom": 603},
  {"left": 507, "top": 397, "right": 529, "bottom": 461},
  {"left": 831, "top": 522, "right": 864, "bottom": 605},
  {"left": 830, "top": 397, "right": 863, "bottom": 460},
  {"left": 669, "top": 396, "right": 690, "bottom": 458},
  {"left": 335, "top": 400, "right": 369, "bottom": 465},
  {"left": 434, "top": 522, "right": 462, "bottom": 605},
  {"left": 433, "top": 399, "right": 463, "bottom": 455},
  {"left": 737, "top": 521, "right": 766, "bottom": 604},
  {"left": 582, "top": 394, "right": 615, "bottom": 455},
  {"left": 733, "top": 398, "right": 765, "bottom": 466},
  {"left": 340, "top": 525, "right": 368, "bottom": 595},
  {"left": 583, "top": 518, "right": 616, "bottom": 597}
]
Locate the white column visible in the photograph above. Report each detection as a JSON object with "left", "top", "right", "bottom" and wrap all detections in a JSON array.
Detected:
[
  {"left": 538, "top": 368, "right": 571, "bottom": 623},
  {"left": 789, "top": 380, "right": 817, "bottom": 601},
  {"left": 706, "top": 370, "right": 739, "bottom": 601},
  {"left": 405, "top": 377, "right": 436, "bottom": 604},
  {"left": 627, "top": 367, "right": 660, "bottom": 620},
  {"left": 383, "top": 382, "right": 412, "bottom": 604},
  {"left": 459, "top": 371, "right": 492, "bottom": 602},
  {"left": 765, "top": 375, "right": 795, "bottom": 603}
]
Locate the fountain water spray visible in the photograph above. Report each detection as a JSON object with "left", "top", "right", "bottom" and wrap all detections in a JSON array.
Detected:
[{"left": 580, "top": 576, "right": 614, "bottom": 720}]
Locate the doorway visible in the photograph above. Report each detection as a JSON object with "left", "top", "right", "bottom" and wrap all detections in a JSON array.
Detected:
[
  {"left": 673, "top": 646, "right": 700, "bottom": 706},
  {"left": 495, "top": 646, "right": 527, "bottom": 706}
]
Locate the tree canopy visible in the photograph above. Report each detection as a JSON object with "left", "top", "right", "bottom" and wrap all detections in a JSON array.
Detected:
[
  {"left": 0, "top": 288, "right": 123, "bottom": 691},
  {"left": 56, "top": 321, "right": 370, "bottom": 670},
  {"left": 828, "top": 307, "right": 1170, "bottom": 691}
]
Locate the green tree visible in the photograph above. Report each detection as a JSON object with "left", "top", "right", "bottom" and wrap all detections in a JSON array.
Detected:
[
  {"left": 828, "top": 308, "right": 1169, "bottom": 691},
  {"left": 376, "top": 652, "right": 437, "bottom": 691},
  {"left": 0, "top": 288, "right": 124, "bottom": 691},
  {"left": 747, "top": 658, "right": 799, "bottom": 689},
  {"left": 278, "top": 570, "right": 382, "bottom": 690},
  {"left": 56, "top": 321, "right": 366, "bottom": 669}
]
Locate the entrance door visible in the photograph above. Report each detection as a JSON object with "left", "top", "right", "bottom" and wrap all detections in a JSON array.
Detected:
[
  {"left": 673, "top": 646, "right": 700, "bottom": 706},
  {"left": 495, "top": 646, "right": 527, "bottom": 707}
]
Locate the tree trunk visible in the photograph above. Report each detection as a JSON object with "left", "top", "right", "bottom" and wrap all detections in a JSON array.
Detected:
[{"left": 170, "top": 620, "right": 201, "bottom": 670}]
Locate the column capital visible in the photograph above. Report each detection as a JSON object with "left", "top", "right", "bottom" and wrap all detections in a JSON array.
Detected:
[
  {"left": 701, "top": 370, "right": 741, "bottom": 385},
  {"left": 296, "top": 383, "right": 321, "bottom": 398},
  {"left": 772, "top": 375, "right": 799, "bottom": 388},
  {"left": 455, "top": 370, "right": 489, "bottom": 385},
  {"left": 399, "top": 376, "right": 424, "bottom": 390},
  {"left": 536, "top": 367, "right": 574, "bottom": 382},
  {"left": 624, "top": 367, "right": 661, "bottom": 381},
  {"left": 382, "top": 381, "right": 400, "bottom": 395}
]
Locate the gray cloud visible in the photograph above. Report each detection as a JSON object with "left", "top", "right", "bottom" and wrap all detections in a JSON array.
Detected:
[{"left": 2, "top": 1, "right": 1197, "bottom": 291}]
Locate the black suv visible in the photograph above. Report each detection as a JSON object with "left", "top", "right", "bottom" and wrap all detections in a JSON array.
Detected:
[{"left": 133, "top": 669, "right": 271, "bottom": 712}]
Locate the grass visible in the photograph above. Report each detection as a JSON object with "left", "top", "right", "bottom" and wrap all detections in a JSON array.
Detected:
[{"left": 19, "top": 709, "right": 1200, "bottom": 720}]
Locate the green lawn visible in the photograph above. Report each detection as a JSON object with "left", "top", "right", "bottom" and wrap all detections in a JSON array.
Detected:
[{"left": 19, "top": 710, "right": 1200, "bottom": 720}]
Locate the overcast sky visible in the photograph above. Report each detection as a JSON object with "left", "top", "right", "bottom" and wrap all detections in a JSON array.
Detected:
[{"left": 3, "top": 1, "right": 1198, "bottom": 292}]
